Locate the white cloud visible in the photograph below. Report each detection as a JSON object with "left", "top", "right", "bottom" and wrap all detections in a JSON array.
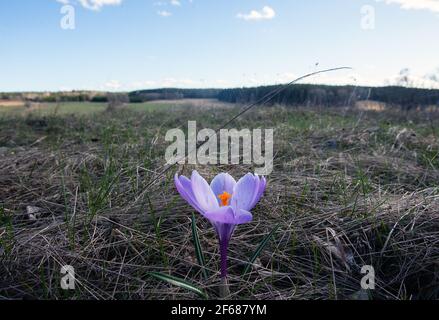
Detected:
[
  {"left": 237, "top": 6, "right": 276, "bottom": 21},
  {"left": 160, "top": 78, "right": 200, "bottom": 87},
  {"left": 157, "top": 10, "right": 172, "bottom": 17},
  {"left": 87, "top": 67, "right": 439, "bottom": 92},
  {"left": 153, "top": 0, "right": 182, "bottom": 7},
  {"left": 376, "top": 0, "right": 439, "bottom": 13},
  {"left": 128, "top": 81, "right": 157, "bottom": 89},
  {"left": 104, "top": 80, "right": 122, "bottom": 90},
  {"left": 97, "top": 78, "right": 199, "bottom": 90},
  {"left": 215, "top": 79, "right": 231, "bottom": 87},
  {"left": 57, "top": 0, "right": 123, "bottom": 11},
  {"left": 384, "top": 68, "right": 439, "bottom": 89}
]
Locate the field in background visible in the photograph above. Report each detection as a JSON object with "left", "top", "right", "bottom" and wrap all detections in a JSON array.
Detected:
[
  {"left": 0, "top": 99, "right": 226, "bottom": 116},
  {"left": 1, "top": 99, "right": 439, "bottom": 300}
]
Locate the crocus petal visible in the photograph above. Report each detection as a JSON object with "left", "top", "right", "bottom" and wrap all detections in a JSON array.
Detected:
[
  {"left": 204, "top": 206, "right": 236, "bottom": 225},
  {"left": 235, "top": 209, "right": 253, "bottom": 224},
  {"left": 249, "top": 176, "right": 266, "bottom": 209},
  {"left": 204, "top": 207, "right": 253, "bottom": 225},
  {"left": 210, "top": 173, "right": 237, "bottom": 201},
  {"left": 174, "top": 174, "right": 204, "bottom": 214},
  {"left": 191, "top": 171, "right": 219, "bottom": 212},
  {"left": 231, "top": 173, "right": 259, "bottom": 211}
]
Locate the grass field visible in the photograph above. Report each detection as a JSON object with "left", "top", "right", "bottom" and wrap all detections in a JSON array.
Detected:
[
  {"left": 0, "top": 100, "right": 195, "bottom": 116},
  {"left": 1, "top": 100, "right": 439, "bottom": 300}
]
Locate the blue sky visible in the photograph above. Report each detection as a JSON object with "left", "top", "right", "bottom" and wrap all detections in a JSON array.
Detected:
[{"left": 1, "top": 0, "right": 439, "bottom": 92}]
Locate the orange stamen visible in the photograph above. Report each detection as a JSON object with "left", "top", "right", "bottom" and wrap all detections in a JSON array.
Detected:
[{"left": 218, "top": 191, "right": 232, "bottom": 207}]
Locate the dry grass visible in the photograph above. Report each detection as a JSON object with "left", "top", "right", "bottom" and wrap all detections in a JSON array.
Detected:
[
  {"left": 0, "top": 103, "right": 439, "bottom": 300},
  {"left": 0, "top": 100, "right": 25, "bottom": 108}
]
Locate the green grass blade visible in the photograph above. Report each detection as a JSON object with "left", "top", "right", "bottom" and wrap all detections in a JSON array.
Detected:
[
  {"left": 192, "top": 213, "right": 208, "bottom": 279},
  {"left": 242, "top": 224, "right": 279, "bottom": 276},
  {"left": 149, "top": 272, "right": 208, "bottom": 299}
]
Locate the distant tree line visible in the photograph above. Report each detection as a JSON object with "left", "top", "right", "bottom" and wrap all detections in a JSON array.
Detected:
[
  {"left": 0, "top": 89, "right": 221, "bottom": 104},
  {"left": 2, "top": 85, "right": 439, "bottom": 108},
  {"left": 217, "top": 85, "right": 439, "bottom": 109},
  {"left": 128, "top": 88, "right": 221, "bottom": 103},
  {"left": 0, "top": 91, "right": 109, "bottom": 103}
]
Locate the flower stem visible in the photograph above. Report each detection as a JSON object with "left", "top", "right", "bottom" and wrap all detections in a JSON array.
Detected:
[
  {"left": 220, "top": 240, "right": 228, "bottom": 279},
  {"left": 219, "top": 277, "right": 230, "bottom": 299},
  {"left": 219, "top": 239, "right": 230, "bottom": 299}
]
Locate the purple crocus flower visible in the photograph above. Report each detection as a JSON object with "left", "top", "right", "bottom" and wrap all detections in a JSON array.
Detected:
[{"left": 174, "top": 170, "right": 266, "bottom": 280}]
